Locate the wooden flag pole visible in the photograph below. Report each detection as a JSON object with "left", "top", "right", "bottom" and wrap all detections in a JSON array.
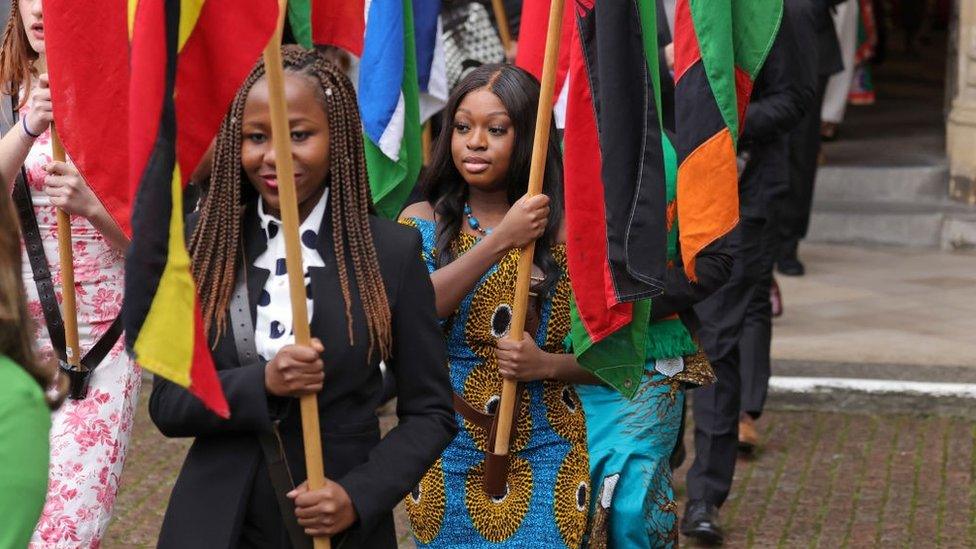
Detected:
[
  {"left": 493, "top": 0, "right": 565, "bottom": 457},
  {"left": 35, "top": 54, "right": 81, "bottom": 371},
  {"left": 490, "top": 0, "right": 514, "bottom": 53},
  {"left": 50, "top": 126, "right": 81, "bottom": 369},
  {"left": 264, "top": 2, "right": 330, "bottom": 548},
  {"left": 421, "top": 121, "right": 432, "bottom": 166}
]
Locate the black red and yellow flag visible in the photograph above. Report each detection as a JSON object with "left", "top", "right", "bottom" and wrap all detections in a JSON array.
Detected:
[{"left": 124, "top": 0, "right": 277, "bottom": 417}]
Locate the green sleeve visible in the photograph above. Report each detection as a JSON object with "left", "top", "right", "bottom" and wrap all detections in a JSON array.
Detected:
[{"left": 0, "top": 356, "right": 51, "bottom": 548}]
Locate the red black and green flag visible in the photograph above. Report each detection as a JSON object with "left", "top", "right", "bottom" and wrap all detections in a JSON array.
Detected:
[
  {"left": 563, "top": 0, "right": 667, "bottom": 395},
  {"left": 564, "top": 0, "right": 781, "bottom": 395},
  {"left": 673, "top": 0, "right": 782, "bottom": 280},
  {"left": 124, "top": 0, "right": 278, "bottom": 417}
]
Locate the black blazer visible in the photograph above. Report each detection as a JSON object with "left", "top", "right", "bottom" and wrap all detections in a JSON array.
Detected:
[
  {"left": 150, "top": 199, "right": 457, "bottom": 548},
  {"left": 738, "top": 3, "right": 817, "bottom": 217},
  {"left": 814, "top": 0, "right": 845, "bottom": 77}
]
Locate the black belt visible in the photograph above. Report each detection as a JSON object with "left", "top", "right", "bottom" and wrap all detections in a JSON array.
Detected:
[
  {"left": 230, "top": 264, "right": 313, "bottom": 549},
  {"left": 6, "top": 94, "right": 122, "bottom": 399}
]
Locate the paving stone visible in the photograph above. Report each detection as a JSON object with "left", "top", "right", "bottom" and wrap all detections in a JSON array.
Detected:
[{"left": 103, "top": 381, "right": 976, "bottom": 548}]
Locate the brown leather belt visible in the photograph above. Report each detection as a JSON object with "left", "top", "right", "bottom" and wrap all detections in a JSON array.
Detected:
[{"left": 452, "top": 385, "right": 526, "bottom": 498}]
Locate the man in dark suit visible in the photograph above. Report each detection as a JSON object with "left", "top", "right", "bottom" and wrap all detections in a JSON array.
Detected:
[
  {"left": 777, "top": 0, "right": 845, "bottom": 275},
  {"left": 681, "top": 2, "right": 817, "bottom": 544},
  {"left": 150, "top": 199, "right": 457, "bottom": 548}
]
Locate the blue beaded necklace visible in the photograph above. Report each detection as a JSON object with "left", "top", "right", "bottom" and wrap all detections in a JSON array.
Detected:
[{"left": 464, "top": 203, "right": 493, "bottom": 236}]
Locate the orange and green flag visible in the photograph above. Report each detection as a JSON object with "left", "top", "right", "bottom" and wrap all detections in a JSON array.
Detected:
[
  {"left": 562, "top": 0, "right": 781, "bottom": 395},
  {"left": 673, "top": 0, "right": 782, "bottom": 280},
  {"left": 124, "top": 0, "right": 277, "bottom": 417}
]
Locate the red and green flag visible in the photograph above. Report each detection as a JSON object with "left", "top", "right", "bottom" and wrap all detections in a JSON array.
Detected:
[
  {"left": 673, "top": 0, "right": 782, "bottom": 280},
  {"left": 287, "top": 0, "right": 364, "bottom": 55},
  {"left": 123, "top": 0, "right": 278, "bottom": 417},
  {"left": 563, "top": 0, "right": 667, "bottom": 396}
]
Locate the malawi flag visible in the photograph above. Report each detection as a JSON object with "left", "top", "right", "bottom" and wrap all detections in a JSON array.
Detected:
[
  {"left": 563, "top": 0, "right": 668, "bottom": 392},
  {"left": 124, "top": 0, "right": 277, "bottom": 417},
  {"left": 673, "top": 0, "right": 782, "bottom": 279},
  {"left": 359, "top": 0, "right": 423, "bottom": 219},
  {"left": 43, "top": 1, "right": 131, "bottom": 236}
]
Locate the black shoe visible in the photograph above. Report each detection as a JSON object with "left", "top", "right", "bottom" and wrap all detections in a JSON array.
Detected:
[
  {"left": 681, "top": 499, "right": 724, "bottom": 545},
  {"left": 777, "top": 256, "right": 805, "bottom": 276}
]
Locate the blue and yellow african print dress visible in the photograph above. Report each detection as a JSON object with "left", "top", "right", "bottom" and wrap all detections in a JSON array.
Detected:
[{"left": 400, "top": 218, "right": 590, "bottom": 548}]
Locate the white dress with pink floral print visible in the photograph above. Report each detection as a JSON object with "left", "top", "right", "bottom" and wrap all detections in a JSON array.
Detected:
[{"left": 15, "top": 115, "right": 141, "bottom": 548}]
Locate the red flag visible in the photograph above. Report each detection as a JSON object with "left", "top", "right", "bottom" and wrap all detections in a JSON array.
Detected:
[
  {"left": 44, "top": 1, "right": 130, "bottom": 236},
  {"left": 289, "top": 0, "right": 365, "bottom": 55},
  {"left": 514, "top": 0, "right": 574, "bottom": 99}
]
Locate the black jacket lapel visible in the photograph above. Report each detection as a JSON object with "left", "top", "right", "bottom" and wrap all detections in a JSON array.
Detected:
[{"left": 242, "top": 200, "right": 271, "bottom": 327}]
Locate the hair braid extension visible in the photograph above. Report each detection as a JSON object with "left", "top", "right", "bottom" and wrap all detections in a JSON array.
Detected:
[{"left": 191, "top": 45, "right": 392, "bottom": 360}]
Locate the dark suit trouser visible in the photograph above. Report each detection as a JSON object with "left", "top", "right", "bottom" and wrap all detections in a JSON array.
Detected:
[
  {"left": 739, "top": 205, "right": 780, "bottom": 419},
  {"left": 686, "top": 215, "right": 767, "bottom": 508},
  {"left": 239, "top": 464, "right": 292, "bottom": 548},
  {"left": 779, "top": 78, "right": 828, "bottom": 257}
]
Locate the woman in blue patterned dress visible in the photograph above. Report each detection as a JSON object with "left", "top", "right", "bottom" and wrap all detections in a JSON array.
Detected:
[{"left": 399, "top": 64, "right": 596, "bottom": 548}]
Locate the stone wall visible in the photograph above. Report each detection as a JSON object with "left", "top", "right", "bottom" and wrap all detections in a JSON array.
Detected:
[{"left": 948, "top": 0, "right": 976, "bottom": 205}]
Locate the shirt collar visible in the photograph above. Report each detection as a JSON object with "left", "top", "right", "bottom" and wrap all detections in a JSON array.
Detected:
[{"left": 257, "top": 187, "right": 329, "bottom": 242}]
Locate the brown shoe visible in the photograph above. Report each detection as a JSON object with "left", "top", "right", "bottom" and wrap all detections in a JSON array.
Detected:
[
  {"left": 770, "top": 276, "right": 783, "bottom": 318},
  {"left": 738, "top": 414, "right": 759, "bottom": 453}
]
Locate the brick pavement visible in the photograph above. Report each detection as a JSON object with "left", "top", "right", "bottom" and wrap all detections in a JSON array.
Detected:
[{"left": 104, "top": 380, "right": 976, "bottom": 547}]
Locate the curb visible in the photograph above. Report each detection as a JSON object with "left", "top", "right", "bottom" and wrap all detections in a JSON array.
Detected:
[{"left": 765, "top": 359, "right": 976, "bottom": 419}]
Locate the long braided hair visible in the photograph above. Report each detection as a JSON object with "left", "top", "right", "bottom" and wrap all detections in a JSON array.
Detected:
[{"left": 190, "top": 46, "right": 392, "bottom": 360}]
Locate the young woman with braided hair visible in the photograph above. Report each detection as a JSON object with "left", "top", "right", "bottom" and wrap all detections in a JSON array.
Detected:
[{"left": 149, "top": 46, "right": 456, "bottom": 548}]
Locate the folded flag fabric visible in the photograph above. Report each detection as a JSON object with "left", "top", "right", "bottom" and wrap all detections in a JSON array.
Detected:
[
  {"left": 414, "top": 0, "right": 448, "bottom": 123},
  {"left": 514, "top": 0, "right": 573, "bottom": 125},
  {"left": 286, "top": 0, "right": 434, "bottom": 218},
  {"left": 287, "top": 0, "right": 364, "bottom": 55},
  {"left": 673, "top": 0, "right": 782, "bottom": 280},
  {"left": 44, "top": 0, "right": 131, "bottom": 235},
  {"left": 124, "top": 0, "right": 277, "bottom": 417},
  {"left": 563, "top": 0, "right": 668, "bottom": 396},
  {"left": 359, "top": 0, "right": 423, "bottom": 219}
]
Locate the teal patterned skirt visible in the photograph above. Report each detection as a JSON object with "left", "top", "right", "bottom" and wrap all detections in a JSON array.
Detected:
[{"left": 577, "top": 367, "right": 684, "bottom": 548}]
